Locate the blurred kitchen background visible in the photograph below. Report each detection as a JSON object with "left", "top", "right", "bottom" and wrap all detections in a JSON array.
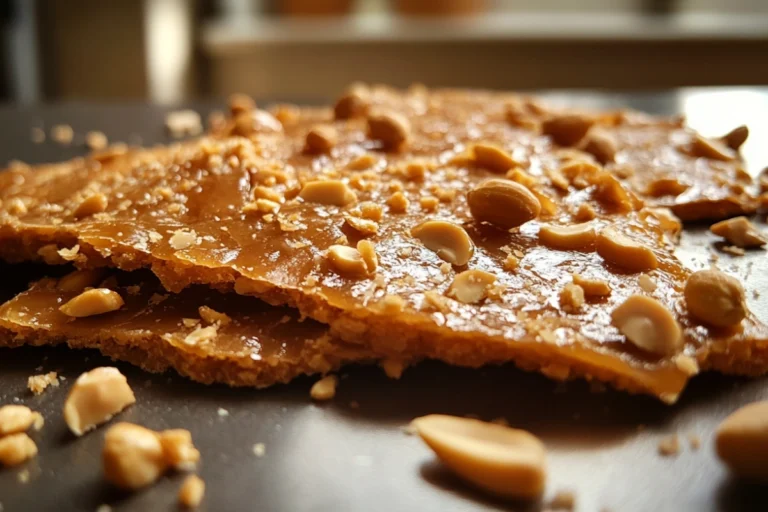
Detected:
[{"left": 1, "top": 0, "right": 767, "bottom": 104}]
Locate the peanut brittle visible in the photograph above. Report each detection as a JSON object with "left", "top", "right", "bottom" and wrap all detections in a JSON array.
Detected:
[
  {"left": 0, "top": 270, "right": 377, "bottom": 387},
  {"left": 0, "top": 85, "right": 765, "bottom": 402}
]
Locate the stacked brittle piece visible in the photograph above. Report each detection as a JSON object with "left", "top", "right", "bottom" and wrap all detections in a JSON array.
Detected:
[{"left": 0, "top": 84, "right": 765, "bottom": 403}]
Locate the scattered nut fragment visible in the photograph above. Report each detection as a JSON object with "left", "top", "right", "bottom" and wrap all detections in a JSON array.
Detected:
[
  {"left": 539, "top": 223, "right": 596, "bottom": 252},
  {"left": 243, "top": 198, "right": 280, "bottom": 216},
  {"left": 179, "top": 475, "right": 205, "bottom": 508},
  {"left": 574, "top": 203, "right": 597, "bottom": 222},
  {"left": 85, "top": 131, "right": 108, "bottom": 151},
  {"left": 0, "top": 433, "right": 38, "bottom": 467},
  {"left": 411, "top": 220, "right": 474, "bottom": 266},
  {"left": 471, "top": 143, "right": 518, "bottom": 173},
  {"left": 542, "top": 113, "right": 594, "bottom": 146},
  {"left": 596, "top": 227, "right": 658, "bottom": 272},
  {"left": 344, "top": 214, "right": 379, "bottom": 236},
  {"left": 57, "top": 268, "right": 107, "bottom": 292},
  {"left": 381, "top": 359, "right": 407, "bottom": 379},
  {"left": 310, "top": 375, "right": 338, "bottom": 401},
  {"left": 503, "top": 253, "right": 519, "bottom": 272},
  {"left": 51, "top": 124, "right": 74, "bottom": 145},
  {"left": 419, "top": 196, "right": 440, "bottom": 212},
  {"left": 643, "top": 207, "right": 682, "bottom": 241},
  {"left": 687, "top": 133, "right": 736, "bottom": 161},
  {"left": 657, "top": 434, "right": 680, "bottom": 457},
  {"left": 228, "top": 93, "right": 255, "bottom": 116},
  {"left": 63, "top": 367, "right": 136, "bottom": 436},
  {"left": 305, "top": 125, "right": 338, "bottom": 154},
  {"left": 334, "top": 84, "right": 370, "bottom": 119},
  {"left": 572, "top": 274, "right": 611, "bottom": 297},
  {"left": 710, "top": 216, "right": 767, "bottom": 248},
  {"left": 59, "top": 288, "right": 124, "bottom": 318},
  {"left": 638, "top": 273, "right": 657, "bottom": 293},
  {"left": 357, "top": 240, "right": 378, "bottom": 273},
  {"left": 327, "top": 245, "right": 372, "bottom": 277},
  {"left": 169, "top": 229, "right": 198, "bottom": 250},
  {"left": 74, "top": 193, "right": 108, "bottom": 219},
  {"left": 720, "top": 125, "right": 749, "bottom": 151},
  {"left": 684, "top": 269, "right": 747, "bottom": 328},
  {"left": 559, "top": 283, "right": 585, "bottom": 313},
  {"left": 412, "top": 414, "right": 547, "bottom": 500},
  {"left": 0, "top": 405, "right": 44, "bottom": 436},
  {"left": 611, "top": 295, "right": 682, "bottom": 356},
  {"left": 198, "top": 305, "right": 231, "bottom": 326},
  {"left": 645, "top": 178, "right": 689, "bottom": 198},
  {"left": 367, "top": 110, "right": 411, "bottom": 150},
  {"left": 386, "top": 191, "right": 409, "bottom": 213},
  {"left": 299, "top": 180, "right": 357, "bottom": 206},
  {"left": 165, "top": 110, "right": 203, "bottom": 138},
  {"left": 447, "top": 269, "right": 497, "bottom": 304},
  {"left": 715, "top": 400, "right": 768, "bottom": 482},
  {"left": 581, "top": 128, "right": 617, "bottom": 164},
  {"left": 359, "top": 201, "right": 383, "bottom": 221},
  {"left": 467, "top": 179, "right": 541, "bottom": 229},
  {"left": 159, "top": 429, "right": 201, "bottom": 470},
  {"left": 28, "top": 371, "right": 59, "bottom": 395},
  {"left": 103, "top": 423, "right": 168, "bottom": 490}
]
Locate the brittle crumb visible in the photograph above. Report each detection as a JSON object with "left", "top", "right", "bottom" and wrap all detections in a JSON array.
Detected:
[
  {"left": 310, "top": 375, "right": 338, "bottom": 401},
  {"left": 27, "top": 371, "right": 59, "bottom": 395},
  {"left": 178, "top": 475, "right": 205, "bottom": 509},
  {"left": 657, "top": 434, "right": 680, "bottom": 456}
]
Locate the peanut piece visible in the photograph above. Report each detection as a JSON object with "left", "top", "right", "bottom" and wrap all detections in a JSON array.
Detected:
[
  {"left": 0, "top": 433, "right": 37, "bottom": 467},
  {"left": 327, "top": 245, "right": 370, "bottom": 277},
  {"left": 386, "top": 191, "right": 409, "bottom": 213},
  {"left": 0, "top": 405, "right": 44, "bottom": 436},
  {"left": 684, "top": 269, "right": 746, "bottom": 328},
  {"left": 367, "top": 110, "right": 411, "bottom": 150},
  {"left": 411, "top": 220, "right": 474, "bottom": 266},
  {"left": 344, "top": 214, "right": 379, "bottom": 236},
  {"left": 559, "top": 283, "right": 585, "bottom": 312},
  {"left": 581, "top": 128, "right": 617, "bottom": 164},
  {"left": 412, "top": 414, "right": 547, "bottom": 500},
  {"left": 103, "top": 423, "right": 168, "bottom": 490},
  {"left": 611, "top": 295, "right": 682, "bottom": 356},
  {"left": 688, "top": 133, "right": 736, "bottom": 161},
  {"left": 359, "top": 201, "right": 383, "bottom": 221},
  {"left": 542, "top": 113, "right": 594, "bottom": 146},
  {"left": 57, "top": 269, "right": 107, "bottom": 292},
  {"left": 228, "top": 93, "right": 255, "bottom": 116},
  {"left": 85, "top": 131, "right": 108, "bottom": 151},
  {"left": 198, "top": 305, "right": 232, "bottom": 326},
  {"left": 471, "top": 143, "right": 518, "bottom": 173},
  {"left": 305, "top": 125, "right": 338, "bottom": 154},
  {"left": 720, "top": 125, "right": 749, "bottom": 151},
  {"left": 447, "top": 269, "right": 497, "bottom": 304},
  {"left": 179, "top": 475, "right": 206, "bottom": 508},
  {"left": 59, "top": 288, "right": 124, "bottom": 318},
  {"left": 715, "top": 400, "right": 768, "bottom": 482},
  {"left": 645, "top": 178, "right": 689, "bottom": 198},
  {"left": 467, "top": 179, "right": 541, "bottom": 229},
  {"left": 539, "top": 223, "right": 596, "bottom": 252},
  {"left": 310, "top": 375, "right": 338, "bottom": 401},
  {"left": 357, "top": 240, "right": 378, "bottom": 273},
  {"left": 299, "top": 180, "right": 357, "bottom": 206},
  {"left": 74, "top": 193, "right": 108, "bottom": 219},
  {"left": 710, "top": 216, "right": 767, "bottom": 248},
  {"left": 159, "top": 429, "right": 201, "bottom": 470},
  {"left": 334, "top": 84, "right": 370, "bottom": 119},
  {"left": 572, "top": 273, "right": 611, "bottom": 297},
  {"left": 596, "top": 227, "right": 658, "bottom": 272},
  {"left": 63, "top": 367, "right": 136, "bottom": 436}
]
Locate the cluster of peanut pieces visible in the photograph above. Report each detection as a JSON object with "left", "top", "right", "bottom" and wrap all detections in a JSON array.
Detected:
[
  {"left": 0, "top": 367, "right": 204, "bottom": 509},
  {"left": 411, "top": 401, "right": 768, "bottom": 502}
]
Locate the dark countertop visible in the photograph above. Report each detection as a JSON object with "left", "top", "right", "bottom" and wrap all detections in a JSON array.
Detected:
[{"left": 1, "top": 90, "right": 767, "bottom": 512}]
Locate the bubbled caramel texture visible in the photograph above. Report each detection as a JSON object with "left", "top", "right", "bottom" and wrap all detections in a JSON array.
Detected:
[{"left": 0, "top": 85, "right": 765, "bottom": 402}]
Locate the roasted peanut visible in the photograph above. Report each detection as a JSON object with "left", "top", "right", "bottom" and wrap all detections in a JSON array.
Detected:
[
  {"left": 299, "top": 180, "right": 357, "bottom": 206},
  {"left": 0, "top": 433, "right": 37, "bottom": 467},
  {"left": 63, "top": 367, "right": 136, "bottom": 436},
  {"left": 413, "top": 414, "right": 547, "bottom": 500},
  {"left": 228, "top": 93, "right": 255, "bottom": 116},
  {"left": 467, "top": 179, "right": 541, "bottom": 229},
  {"left": 411, "top": 220, "right": 474, "bottom": 266},
  {"left": 357, "top": 240, "right": 378, "bottom": 273},
  {"left": 305, "top": 125, "right": 338, "bottom": 154},
  {"left": 103, "top": 423, "right": 167, "bottom": 490},
  {"left": 447, "top": 269, "right": 497, "bottom": 304},
  {"left": 334, "top": 84, "right": 370, "bottom": 119},
  {"left": 471, "top": 143, "right": 518, "bottom": 173},
  {"left": 179, "top": 474, "right": 206, "bottom": 508},
  {"left": 367, "top": 110, "right": 411, "bottom": 150},
  {"left": 542, "top": 113, "right": 594, "bottom": 146},
  {"left": 572, "top": 273, "right": 611, "bottom": 297},
  {"left": 159, "top": 429, "right": 201, "bottom": 470},
  {"left": 710, "top": 216, "right": 767, "bottom": 248},
  {"left": 720, "top": 125, "right": 749, "bottom": 151},
  {"left": 596, "top": 227, "right": 658, "bottom": 272},
  {"left": 645, "top": 178, "right": 689, "bottom": 198},
  {"left": 59, "top": 288, "right": 124, "bottom": 318},
  {"left": 327, "top": 245, "right": 370, "bottom": 277},
  {"left": 581, "top": 128, "right": 617, "bottom": 164},
  {"left": 74, "top": 193, "right": 108, "bottom": 219},
  {"left": 611, "top": 295, "right": 682, "bottom": 356},
  {"left": 344, "top": 214, "right": 379, "bottom": 236},
  {"left": 684, "top": 269, "right": 747, "bottom": 328},
  {"left": 387, "top": 191, "right": 409, "bottom": 213},
  {"left": 0, "top": 405, "right": 44, "bottom": 436},
  {"left": 538, "top": 223, "right": 596, "bottom": 252},
  {"left": 559, "top": 283, "right": 585, "bottom": 312},
  {"left": 310, "top": 375, "right": 338, "bottom": 401},
  {"left": 688, "top": 133, "right": 736, "bottom": 161},
  {"left": 716, "top": 400, "right": 768, "bottom": 482},
  {"left": 57, "top": 269, "right": 107, "bottom": 292}
]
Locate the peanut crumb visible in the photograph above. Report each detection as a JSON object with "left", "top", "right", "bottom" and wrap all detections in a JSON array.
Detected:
[
  {"left": 310, "top": 375, "right": 338, "bottom": 401},
  {"left": 63, "top": 367, "right": 136, "bottom": 436},
  {"left": 657, "top": 434, "right": 680, "bottom": 456},
  {"left": 0, "top": 433, "right": 37, "bottom": 467},
  {"left": 198, "top": 306, "right": 231, "bottom": 326},
  {"left": 51, "top": 124, "right": 74, "bottom": 145},
  {"left": 387, "top": 191, "right": 409, "bottom": 213},
  {"left": 178, "top": 475, "right": 205, "bottom": 508},
  {"left": 638, "top": 273, "right": 657, "bottom": 293},
  {"left": 85, "top": 131, "right": 108, "bottom": 151},
  {"left": 165, "top": 110, "right": 203, "bottom": 138},
  {"left": 27, "top": 372, "right": 59, "bottom": 395},
  {"left": 559, "top": 283, "right": 585, "bottom": 313},
  {"left": 381, "top": 359, "right": 406, "bottom": 379},
  {"left": 419, "top": 196, "right": 439, "bottom": 212},
  {"left": 0, "top": 405, "right": 44, "bottom": 436},
  {"left": 503, "top": 253, "right": 520, "bottom": 271}
]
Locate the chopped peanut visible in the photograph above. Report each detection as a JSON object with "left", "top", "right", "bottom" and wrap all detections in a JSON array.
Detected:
[
  {"left": 359, "top": 201, "right": 383, "bottom": 221},
  {"left": 367, "top": 110, "right": 411, "bottom": 150},
  {"left": 716, "top": 400, "right": 768, "bottom": 482},
  {"left": 59, "top": 270, "right": 105, "bottom": 293},
  {"left": 404, "top": 160, "right": 428, "bottom": 181},
  {"left": 310, "top": 375, "right": 338, "bottom": 401},
  {"left": 165, "top": 110, "right": 203, "bottom": 138},
  {"left": 467, "top": 179, "right": 541, "bottom": 229},
  {"left": 471, "top": 143, "right": 518, "bottom": 173},
  {"left": 503, "top": 254, "right": 520, "bottom": 271},
  {"left": 419, "top": 196, "right": 439, "bottom": 212},
  {"left": 242, "top": 198, "right": 280, "bottom": 215},
  {"left": 412, "top": 414, "right": 547, "bottom": 500},
  {"left": 596, "top": 227, "right": 658, "bottom": 272},
  {"left": 542, "top": 113, "right": 594, "bottom": 146},
  {"left": 159, "top": 429, "right": 201, "bottom": 470},
  {"left": 305, "top": 125, "right": 338, "bottom": 154},
  {"left": 0, "top": 405, "right": 44, "bottom": 436},
  {"left": 0, "top": 433, "right": 38, "bottom": 467},
  {"left": 411, "top": 220, "right": 474, "bottom": 266},
  {"left": 645, "top": 178, "right": 689, "bottom": 198},
  {"left": 51, "top": 124, "right": 74, "bottom": 145},
  {"left": 559, "top": 283, "right": 585, "bottom": 313},
  {"left": 688, "top": 133, "right": 736, "bottom": 161},
  {"left": 344, "top": 214, "right": 379, "bottom": 236},
  {"left": 252, "top": 186, "right": 283, "bottom": 203},
  {"left": 638, "top": 273, "right": 657, "bottom": 293},
  {"left": 572, "top": 273, "right": 611, "bottom": 297},
  {"left": 59, "top": 288, "right": 124, "bottom": 318},
  {"left": 538, "top": 223, "right": 596, "bottom": 252},
  {"left": 611, "top": 295, "right": 682, "bottom": 356},
  {"left": 103, "top": 423, "right": 168, "bottom": 490},
  {"left": 387, "top": 191, "right": 409, "bottom": 213},
  {"left": 85, "top": 131, "right": 108, "bottom": 151},
  {"left": 299, "top": 180, "right": 357, "bottom": 206},
  {"left": 63, "top": 367, "right": 136, "bottom": 436},
  {"left": 710, "top": 216, "right": 767, "bottom": 248},
  {"left": 198, "top": 306, "right": 232, "bottom": 326},
  {"left": 720, "top": 125, "right": 749, "bottom": 151},
  {"left": 447, "top": 269, "right": 497, "bottom": 304},
  {"left": 357, "top": 240, "right": 378, "bottom": 273},
  {"left": 178, "top": 475, "right": 205, "bottom": 508},
  {"left": 327, "top": 245, "right": 370, "bottom": 277},
  {"left": 581, "top": 128, "right": 617, "bottom": 164},
  {"left": 74, "top": 193, "right": 108, "bottom": 219},
  {"left": 574, "top": 203, "right": 597, "bottom": 222},
  {"left": 334, "top": 84, "right": 370, "bottom": 119},
  {"left": 27, "top": 371, "right": 60, "bottom": 395},
  {"left": 684, "top": 269, "right": 747, "bottom": 328},
  {"left": 228, "top": 93, "right": 255, "bottom": 115}
]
